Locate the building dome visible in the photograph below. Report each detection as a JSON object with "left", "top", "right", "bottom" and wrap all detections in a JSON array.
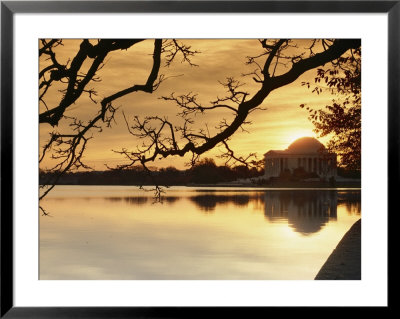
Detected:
[{"left": 287, "top": 137, "right": 325, "bottom": 153}]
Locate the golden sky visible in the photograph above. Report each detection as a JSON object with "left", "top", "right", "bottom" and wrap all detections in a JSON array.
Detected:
[{"left": 39, "top": 39, "right": 339, "bottom": 170}]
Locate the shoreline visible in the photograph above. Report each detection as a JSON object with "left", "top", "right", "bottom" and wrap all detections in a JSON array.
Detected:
[
  {"left": 40, "top": 183, "right": 361, "bottom": 189},
  {"left": 315, "top": 218, "right": 361, "bottom": 280}
]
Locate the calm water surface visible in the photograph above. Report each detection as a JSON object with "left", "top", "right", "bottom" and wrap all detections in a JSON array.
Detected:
[{"left": 40, "top": 186, "right": 361, "bottom": 280}]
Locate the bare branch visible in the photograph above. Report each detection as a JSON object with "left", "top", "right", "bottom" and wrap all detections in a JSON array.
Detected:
[{"left": 116, "top": 39, "right": 361, "bottom": 173}]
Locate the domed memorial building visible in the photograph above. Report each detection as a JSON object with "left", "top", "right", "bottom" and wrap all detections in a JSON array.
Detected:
[{"left": 264, "top": 137, "right": 337, "bottom": 180}]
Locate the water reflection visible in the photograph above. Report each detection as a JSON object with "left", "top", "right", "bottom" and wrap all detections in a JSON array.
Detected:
[
  {"left": 337, "top": 191, "right": 362, "bottom": 215},
  {"left": 107, "top": 196, "right": 149, "bottom": 205},
  {"left": 107, "top": 196, "right": 180, "bottom": 205},
  {"left": 189, "top": 194, "right": 262, "bottom": 212},
  {"left": 104, "top": 190, "right": 360, "bottom": 235},
  {"left": 263, "top": 191, "right": 337, "bottom": 235},
  {"left": 41, "top": 186, "right": 361, "bottom": 280}
]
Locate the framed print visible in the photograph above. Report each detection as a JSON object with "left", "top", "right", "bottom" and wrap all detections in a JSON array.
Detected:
[{"left": 1, "top": 0, "right": 395, "bottom": 317}]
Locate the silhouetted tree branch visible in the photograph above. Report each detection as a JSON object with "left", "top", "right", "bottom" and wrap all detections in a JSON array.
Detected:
[
  {"left": 39, "top": 39, "right": 197, "bottom": 200},
  {"left": 116, "top": 39, "right": 360, "bottom": 171}
]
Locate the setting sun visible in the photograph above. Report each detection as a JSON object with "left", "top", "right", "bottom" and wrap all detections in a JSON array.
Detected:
[{"left": 285, "top": 131, "right": 317, "bottom": 148}]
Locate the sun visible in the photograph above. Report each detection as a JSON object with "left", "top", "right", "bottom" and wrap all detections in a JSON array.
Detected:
[{"left": 285, "top": 130, "right": 317, "bottom": 147}]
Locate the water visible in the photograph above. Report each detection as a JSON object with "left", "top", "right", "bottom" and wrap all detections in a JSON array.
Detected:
[{"left": 39, "top": 186, "right": 361, "bottom": 280}]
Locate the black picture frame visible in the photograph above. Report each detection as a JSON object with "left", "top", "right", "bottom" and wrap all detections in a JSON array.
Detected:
[{"left": 1, "top": 1, "right": 395, "bottom": 317}]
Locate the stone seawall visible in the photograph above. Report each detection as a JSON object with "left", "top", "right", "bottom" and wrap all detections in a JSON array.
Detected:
[{"left": 315, "top": 219, "right": 361, "bottom": 280}]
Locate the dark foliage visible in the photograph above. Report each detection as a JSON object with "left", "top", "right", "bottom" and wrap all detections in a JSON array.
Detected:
[{"left": 301, "top": 46, "right": 361, "bottom": 170}]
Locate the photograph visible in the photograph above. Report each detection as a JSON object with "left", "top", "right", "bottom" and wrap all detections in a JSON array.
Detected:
[{"left": 38, "top": 38, "right": 361, "bottom": 280}]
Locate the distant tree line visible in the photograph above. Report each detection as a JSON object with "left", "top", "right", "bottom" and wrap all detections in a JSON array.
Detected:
[
  {"left": 39, "top": 158, "right": 263, "bottom": 186},
  {"left": 276, "top": 166, "right": 360, "bottom": 181}
]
